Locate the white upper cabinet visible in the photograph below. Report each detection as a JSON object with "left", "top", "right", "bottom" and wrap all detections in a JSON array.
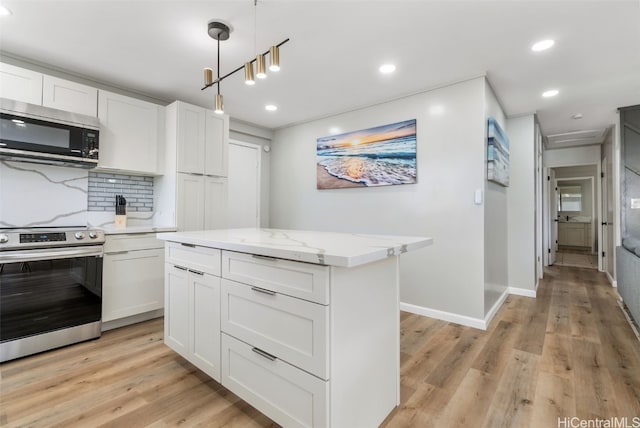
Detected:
[
  {"left": 0, "top": 62, "right": 43, "bottom": 105},
  {"left": 205, "top": 110, "right": 229, "bottom": 177},
  {"left": 177, "top": 102, "right": 206, "bottom": 174},
  {"left": 175, "top": 101, "right": 228, "bottom": 176},
  {"left": 42, "top": 75, "right": 98, "bottom": 116},
  {"left": 98, "top": 89, "right": 162, "bottom": 174}
]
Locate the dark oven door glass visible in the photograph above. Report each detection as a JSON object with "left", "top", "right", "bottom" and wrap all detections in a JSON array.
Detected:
[{"left": 0, "top": 250, "right": 103, "bottom": 343}]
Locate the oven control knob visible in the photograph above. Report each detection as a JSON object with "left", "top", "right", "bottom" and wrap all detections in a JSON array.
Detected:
[
  {"left": 75, "top": 232, "right": 85, "bottom": 240},
  {"left": 0, "top": 234, "right": 8, "bottom": 244},
  {"left": 89, "top": 231, "right": 98, "bottom": 239}
]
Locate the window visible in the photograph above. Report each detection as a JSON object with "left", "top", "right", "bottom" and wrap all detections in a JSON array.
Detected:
[{"left": 558, "top": 186, "right": 582, "bottom": 212}]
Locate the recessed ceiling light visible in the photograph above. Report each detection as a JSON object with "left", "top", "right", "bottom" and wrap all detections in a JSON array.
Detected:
[
  {"left": 0, "top": 5, "right": 12, "bottom": 16},
  {"left": 531, "top": 39, "right": 555, "bottom": 52},
  {"left": 542, "top": 89, "right": 559, "bottom": 98},
  {"left": 265, "top": 104, "right": 277, "bottom": 112},
  {"left": 379, "top": 64, "right": 396, "bottom": 74}
]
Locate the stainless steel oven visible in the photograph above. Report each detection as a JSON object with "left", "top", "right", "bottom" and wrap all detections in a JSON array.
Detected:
[{"left": 0, "top": 227, "right": 105, "bottom": 362}]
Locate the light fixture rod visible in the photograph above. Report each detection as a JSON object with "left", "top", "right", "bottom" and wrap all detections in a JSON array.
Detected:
[{"left": 201, "top": 38, "right": 290, "bottom": 90}]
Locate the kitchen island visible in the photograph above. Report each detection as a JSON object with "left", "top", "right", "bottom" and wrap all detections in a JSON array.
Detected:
[{"left": 157, "top": 228, "right": 432, "bottom": 428}]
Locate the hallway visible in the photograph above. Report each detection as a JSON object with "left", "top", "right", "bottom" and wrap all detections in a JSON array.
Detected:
[{"left": 554, "top": 247, "right": 598, "bottom": 269}]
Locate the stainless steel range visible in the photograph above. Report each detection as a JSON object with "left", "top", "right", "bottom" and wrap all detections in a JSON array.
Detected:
[{"left": 0, "top": 226, "right": 105, "bottom": 362}]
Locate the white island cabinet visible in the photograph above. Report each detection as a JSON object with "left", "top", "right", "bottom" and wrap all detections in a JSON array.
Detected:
[{"left": 158, "top": 228, "right": 432, "bottom": 428}]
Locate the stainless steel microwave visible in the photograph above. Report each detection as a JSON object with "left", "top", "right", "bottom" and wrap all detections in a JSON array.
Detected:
[{"left": 0, "top": 98, "right": 100, "bottom": 168}]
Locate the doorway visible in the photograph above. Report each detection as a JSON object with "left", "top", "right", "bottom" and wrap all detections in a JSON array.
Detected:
[
  {"left": 544, "top": 164, "right": 602, "bottom": 270},
  {"left": 227, "top": 140, "right": 261, "bottom": 228}
]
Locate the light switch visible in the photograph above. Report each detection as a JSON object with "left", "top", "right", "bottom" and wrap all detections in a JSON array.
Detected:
[{"left": 474, "top": 189, "right": 483, "bottom": 205}]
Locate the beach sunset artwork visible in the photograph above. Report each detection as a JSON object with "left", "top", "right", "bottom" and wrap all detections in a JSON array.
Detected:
[
  {"left": 487, "top": 117, "right": 510, "bottom": 187},
  {"left": 316, "top": 119, "right": 417, "bottom": 189}
]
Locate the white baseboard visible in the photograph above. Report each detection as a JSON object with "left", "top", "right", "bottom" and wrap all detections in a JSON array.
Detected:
[
  {"left": 399, "top": 302, "right": 486, "bottom": 330},
  {"left": 400, "top": 287, "right": 536, "bottom": 331},
  {"left": 102, "top": 309, "right": 164, "bottom": 332},
  {"left": 606, "top": 271, "right": 617, "bottom": 287},
  {"left": 507, "top": 287, "right": 537, "bottom": 298},
  {"left": 483, "top": 288, "right": 510, "bottom": 330}
]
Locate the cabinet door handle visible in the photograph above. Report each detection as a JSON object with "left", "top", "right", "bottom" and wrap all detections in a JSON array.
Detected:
[
  {"left": 252, "top": 347, "right": 277, "bottom": 361},
  {"left": 106, "top": 250, "right": 129, "bottom": 255},
  {"left": 181, "top": 243, "right": 196, "bottom": 248},
  {"left": 251, "top": 286, "right": 276, "bottom": 296},
  {"left": 251, "top": 254, "right": 277, "bottom": 262},
  {"left": 174, "top": 265, "right": 187, "bottom": 271},
  {"left": 189, "top": 269, "right": 204, "bottom": 275}
]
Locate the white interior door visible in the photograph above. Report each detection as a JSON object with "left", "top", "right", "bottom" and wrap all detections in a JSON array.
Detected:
[
  {"left": 227, "top": 141, "right": 260, "bottom": 228},
  {"left": 549, "top": 169, "right": 558, "bottom": 265}
]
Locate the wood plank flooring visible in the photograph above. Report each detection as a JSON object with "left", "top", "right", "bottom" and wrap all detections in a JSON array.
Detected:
[{"left": 2, "top": 265, "right": 639, "bottom": 427}]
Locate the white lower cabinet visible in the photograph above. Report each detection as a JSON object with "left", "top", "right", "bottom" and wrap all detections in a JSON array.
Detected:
[
  {"left": 102, "top": 233, "right": 164, "bottom": 323},
  {"left": 163, "top": 244, "right": 399, "bottom": 427},
  {"left": 165, "top": 247, "right": 221, "bottom": 381},
  {"left": 221, "top": 333, "right": 328, "bottom": 428}
]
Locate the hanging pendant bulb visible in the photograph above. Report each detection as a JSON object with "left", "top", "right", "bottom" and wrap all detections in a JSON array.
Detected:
[
  {"left": 256, "top": 54, "right": 267, "bottom": 79},
  {"left": 244, "top": 62, "right": 255, "bottom": 85},
  {"left": 269, "top": 46, "right": 280, "bottom": 72},
  {"left": 204, "top": 68, "right": 214, "bottom": 86},
  {"left": 214, "top": 93, "right": 224, "bottom": 114}
]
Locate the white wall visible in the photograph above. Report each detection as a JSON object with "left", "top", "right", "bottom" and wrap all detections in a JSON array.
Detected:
[
  {"left": 483, "top": 82, "right": 509, "bottom": 315},
  {"left": 544, "top": 145, "right": 601, "bottom": 167},
  {"left": 506, "top": 115, "right": 536, "bottom": 293},
  {"left": 270, "top": 77, "right": 488, "bottom": 321}
]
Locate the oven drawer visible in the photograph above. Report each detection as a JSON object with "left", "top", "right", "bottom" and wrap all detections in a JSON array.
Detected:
[
  {"left": 221, "top": 333, "right": 328, "bottom": 428},
  {"left": 165, "top": 242, "right": 221, "bottom": 276},
  {"left": 221, "top": 279, "right": 329, "bottom": 379},
  {"left": 221, "top": 251, "right": 329, "bottom": 304}
]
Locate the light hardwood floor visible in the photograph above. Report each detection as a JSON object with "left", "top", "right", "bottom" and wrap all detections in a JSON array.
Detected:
[{"left": 1, "top": 265, "right": 639, "bottom": 427}]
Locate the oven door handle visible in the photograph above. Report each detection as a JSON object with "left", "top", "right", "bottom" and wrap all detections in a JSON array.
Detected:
[{"left": 0, "top": 246, "right": 103, "bottom": 263}]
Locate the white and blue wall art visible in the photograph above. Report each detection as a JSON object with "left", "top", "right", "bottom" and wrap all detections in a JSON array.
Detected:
[
  {"left": 487, "top": 117, "right": 510, "bottom": 187},
  {"left": 316, "top": 119, "right": 417, "bottom": 189}
]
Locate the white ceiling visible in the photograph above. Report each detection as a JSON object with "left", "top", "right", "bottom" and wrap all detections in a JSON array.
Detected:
[{"left": 1, "top": 0, "right": 639, "bottom": 139}]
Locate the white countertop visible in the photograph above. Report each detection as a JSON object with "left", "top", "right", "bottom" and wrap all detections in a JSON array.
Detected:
[
  {"left": 101, "top": 225, "right": 177, "bottom": 235},
  {"left": 157, "top": 228, "right": 433, "bottom": 267}
]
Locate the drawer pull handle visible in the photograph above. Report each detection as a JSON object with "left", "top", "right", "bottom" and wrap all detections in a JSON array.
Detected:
[
  {"left": 189, "top": 269, "right": 204, "bottom": 275},
  {"left": 174, "top": 265, "right": 188, "bottom": 271},
  {"left": 181, "top": 243, "right": 196, "bottom": 248},
  {"left": 252, "top": 347, "right": 277, "bottom": 361},
  {"left": 106, "top": 250, "right": 129, "bottom": 255},
  {"left": 251, "top": 286, "right": 276, "bottom": 296},
  {"left": 251, "top": 254, "right": 277, "bottom": 262}
]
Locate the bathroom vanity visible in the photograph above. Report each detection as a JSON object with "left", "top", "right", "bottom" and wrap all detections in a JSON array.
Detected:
[{"left": 158, "top": 228, "right": 432, "bottom": 428}]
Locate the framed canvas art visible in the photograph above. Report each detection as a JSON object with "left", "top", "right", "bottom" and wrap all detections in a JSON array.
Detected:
[
  {"left": 487, "top": 117, "right": 509, "bottom": 187},
  {"left": 316, "top": 119, "right": 417, "bottom": 189}
]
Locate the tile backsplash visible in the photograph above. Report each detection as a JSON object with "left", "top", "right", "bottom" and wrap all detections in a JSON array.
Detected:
[{"left": 88, "top": 172, "right": 153, "bottom": 212}]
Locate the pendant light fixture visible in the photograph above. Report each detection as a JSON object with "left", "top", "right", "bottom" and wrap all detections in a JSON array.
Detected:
[
  {"left": 201, "top": 0, "right": 289, "bottom": 113},
  {"left": 244, "top": 62, "right": 255, "bottom": 85}
]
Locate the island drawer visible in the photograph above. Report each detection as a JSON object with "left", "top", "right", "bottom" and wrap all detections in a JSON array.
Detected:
[
  {"left": 221, "top": 251, "right": 329, "bottom": 304},
  {"left": 221, "top": 279, "right": 329, "bottom": 380},
  {"left": 221, "top": 333, "right": 328, "bottom": 428},
  {"left": 165, "top": 242, "right": 221, "bottom": 276}
]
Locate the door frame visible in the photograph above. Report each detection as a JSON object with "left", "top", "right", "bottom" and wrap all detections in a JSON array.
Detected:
[
  {"left": 228, "top": 139, "right": 261, "bottom": 227},
  {"left": 555, "top": 176, "right": 596, "bottom": 253},
  {"left": 543, "top": 163, "right": 603, "bottom": 271}
]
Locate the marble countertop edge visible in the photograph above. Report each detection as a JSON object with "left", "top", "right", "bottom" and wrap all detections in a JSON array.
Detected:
[{"left": 157, "top": 228, "right": 433, "bottom": 268}]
